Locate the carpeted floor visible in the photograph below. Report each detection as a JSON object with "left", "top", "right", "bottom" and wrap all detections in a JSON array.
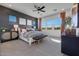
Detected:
[{"left": 0, "top": 37, "right": 64, "bottom": 56}]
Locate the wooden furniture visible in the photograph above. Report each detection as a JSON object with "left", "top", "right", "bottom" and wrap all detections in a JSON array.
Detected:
[
  {"left": 61, "top": 35, "right": 79, "bottom": 56},
  {"left": 61, "top": 4, "right": 79, "bottom": 56},
  {"left": 0, "top": 31, "right": 19, "bottom": 43}
]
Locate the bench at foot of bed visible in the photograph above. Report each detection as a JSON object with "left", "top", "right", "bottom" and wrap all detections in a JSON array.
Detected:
[{"left": 33, "top": 34, "right": 48, "bottom": 41}]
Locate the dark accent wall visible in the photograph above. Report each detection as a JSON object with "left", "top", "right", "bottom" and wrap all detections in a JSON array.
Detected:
[
  {"left": 78, "top": 4, "right": 79, "bottom": 28},
  {"left": 0, "top": 5, "right": 37, "bottom": 29}
]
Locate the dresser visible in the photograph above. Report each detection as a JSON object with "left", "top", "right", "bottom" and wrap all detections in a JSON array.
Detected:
[
  {"left": 0, "top": 30, "right": 19, "bottom": 43},
  {"left": 61, "top": 35, "right": 79, "bottom": 56}
]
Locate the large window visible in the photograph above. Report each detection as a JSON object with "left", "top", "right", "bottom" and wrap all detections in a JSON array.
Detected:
[
  {"left": 42, "top": 17, "right": 61, "bottom": 30},
  {"left": 41, "top": 19, "right": 47, "bottom": 30}
]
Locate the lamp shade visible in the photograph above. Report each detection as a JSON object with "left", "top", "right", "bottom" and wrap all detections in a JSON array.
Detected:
[
  {"left": 13, "top": 24, "right": 18, "bottom": 28},
  {"left": 13, "top": 24, "right": 19, "bottom": 31}
]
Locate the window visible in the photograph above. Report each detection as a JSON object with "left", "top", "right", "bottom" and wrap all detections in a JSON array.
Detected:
[
  {"left": 41, "top": 19, "right": 47, "bottom": 30},
  {"left": 42, "top": 17, "right": 61, "bottom": 30}
]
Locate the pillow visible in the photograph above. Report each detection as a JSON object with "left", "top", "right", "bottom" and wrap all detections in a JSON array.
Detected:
[{"left": 21, "top": 29, "right": 27, "bottom": 33}]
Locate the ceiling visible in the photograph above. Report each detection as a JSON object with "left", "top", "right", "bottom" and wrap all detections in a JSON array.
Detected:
[{"left": 0, "top": 3, "right": 73, "bottom": 18}]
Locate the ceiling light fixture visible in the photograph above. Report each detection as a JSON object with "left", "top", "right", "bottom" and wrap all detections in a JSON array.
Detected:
[{"left": 8, "top": 4, "right": 12, "bottom": 7}]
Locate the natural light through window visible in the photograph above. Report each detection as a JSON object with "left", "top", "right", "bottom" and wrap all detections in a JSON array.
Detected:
[
  {"left": 42, "top": 16, "right": 61, "bottom": 30},
  {"left": 51, "top": 38, "right": 61, "bottom": 43}
]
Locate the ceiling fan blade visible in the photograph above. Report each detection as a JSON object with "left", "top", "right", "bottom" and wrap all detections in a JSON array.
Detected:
[
  {"left": 40, "top": 6, "right": 45, "bottom": 10},
  {"left": 40, "top": 10, "right": 45, "bottom": 12}
]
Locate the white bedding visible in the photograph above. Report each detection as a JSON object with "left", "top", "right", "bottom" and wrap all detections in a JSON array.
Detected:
[
  {"left": 19, "top": 31, "right": 43, "bottom": 45},
  {"left": 23, "top": 31, "right": 43, "bottom": 38}
]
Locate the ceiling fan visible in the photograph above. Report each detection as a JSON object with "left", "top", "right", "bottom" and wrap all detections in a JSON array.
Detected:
[{"left": 33, "top": 5, "right": 46, "bottom": 14}]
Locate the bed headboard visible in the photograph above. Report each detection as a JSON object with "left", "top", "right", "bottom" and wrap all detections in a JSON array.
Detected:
[{"left": 18, "top": 28, "right": 27, "bottom": 33}]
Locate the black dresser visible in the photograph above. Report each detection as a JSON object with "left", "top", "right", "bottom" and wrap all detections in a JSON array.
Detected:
[
  {"left": 0, "top": 31, "right": 19, "bottom": 43},
  {"left": 61, "top": 35, "right": 79, "bottom": 56}
]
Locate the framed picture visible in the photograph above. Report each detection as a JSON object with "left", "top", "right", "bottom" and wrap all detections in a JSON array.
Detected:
[
  {"left": 27, "top": 19, "right": 32, "bottom": 26},
  {"left": 19, "top": 18, "right": 26, "bottom": 25},
  {"left": 9, "top": 15, "right": 16, "bottom": 25}
]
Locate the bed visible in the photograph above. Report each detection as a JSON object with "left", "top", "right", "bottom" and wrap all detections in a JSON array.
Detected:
[{"left": 19, "top": 29, "right": 47, "bottom": 45}]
